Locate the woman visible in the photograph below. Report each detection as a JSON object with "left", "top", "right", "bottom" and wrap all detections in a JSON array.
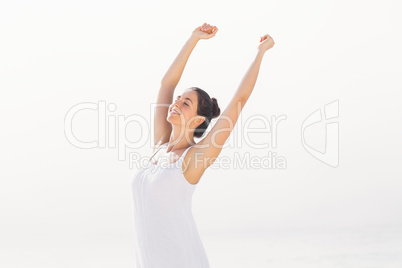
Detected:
[{"left": 131, "top": 22, "right": 275, "bottom": 268}]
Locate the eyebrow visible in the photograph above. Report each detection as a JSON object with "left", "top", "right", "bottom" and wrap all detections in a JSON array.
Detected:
[{"left": 176, "top": 95, "right": 193, "bottom": 105}]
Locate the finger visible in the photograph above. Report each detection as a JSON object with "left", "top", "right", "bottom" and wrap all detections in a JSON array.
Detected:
[
  {"left": 204, "top": 24, "right": 212, "bottom": 31},
  {"left": 204, "top": 27, "right": 213, "bottom": 33}
]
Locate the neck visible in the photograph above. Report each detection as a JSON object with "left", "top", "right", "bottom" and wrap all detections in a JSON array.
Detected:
[{"left": 167, "top": 125, "right": 196, "bottom": 151}]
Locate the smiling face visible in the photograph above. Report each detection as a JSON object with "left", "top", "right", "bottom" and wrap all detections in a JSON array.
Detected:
[{"left": 167, "top": 89, "right": 205, "bottom": 130}]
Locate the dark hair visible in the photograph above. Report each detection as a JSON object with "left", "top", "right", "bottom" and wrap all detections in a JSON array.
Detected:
[{"left": 190, "top": 87, "right": 221, "bottom": 138}]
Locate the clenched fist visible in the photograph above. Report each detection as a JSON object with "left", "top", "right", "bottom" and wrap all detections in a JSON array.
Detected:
[{"left": 192, "top": 23, "right": 219, "bottom": 40}]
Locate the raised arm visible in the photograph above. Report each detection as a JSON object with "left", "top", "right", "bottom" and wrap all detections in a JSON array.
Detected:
[
  {"left": 153, "top": 23, "right": 218, "bottom": 150},
  {"left": 194, "top": 34, "right": 275, "bottom": 169}
]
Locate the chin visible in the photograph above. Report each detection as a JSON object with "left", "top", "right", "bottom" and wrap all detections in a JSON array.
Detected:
[
  {"left": 167, "top": 112, "right": 182, "bottom": 120},
  {"left": 167, "top": 116, "right": 186, "bottom": 126},
  {"left": 167, "top": 115, "right": 178, "bottom": 124}
]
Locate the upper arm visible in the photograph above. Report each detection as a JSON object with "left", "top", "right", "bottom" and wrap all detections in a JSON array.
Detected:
[
  {"left": 153, "top": 83, "right": 175, "bottom": 150},
  {"left": 194, "top": 96, "right": 246, "bottom": 168}
]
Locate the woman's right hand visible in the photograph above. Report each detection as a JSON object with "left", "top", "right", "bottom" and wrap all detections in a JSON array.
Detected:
[{"left": 192, "top": 23, "right": 218, "bottom": 40}]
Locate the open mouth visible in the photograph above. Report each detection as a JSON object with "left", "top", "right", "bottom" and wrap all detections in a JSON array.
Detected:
[{"left": 170, "top": 109, "right": 181, "bottom": 115}]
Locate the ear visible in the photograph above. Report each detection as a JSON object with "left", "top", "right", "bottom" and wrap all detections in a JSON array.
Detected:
[{"left": 196, "top": 116, "right": 205, "bottom": 125}]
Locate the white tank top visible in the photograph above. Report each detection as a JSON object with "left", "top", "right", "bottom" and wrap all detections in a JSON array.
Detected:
[{"left": 130, "top": 142, "right": 210, "bottom": 268}]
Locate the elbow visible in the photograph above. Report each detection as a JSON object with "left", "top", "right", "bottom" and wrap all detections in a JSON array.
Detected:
[{"left": 234, "top": 95, "right": 247, "bottom": 108}]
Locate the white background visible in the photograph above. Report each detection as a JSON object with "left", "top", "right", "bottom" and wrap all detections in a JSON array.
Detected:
[{"left": 1, "top": 0, "right": 401, "bottom": 267}]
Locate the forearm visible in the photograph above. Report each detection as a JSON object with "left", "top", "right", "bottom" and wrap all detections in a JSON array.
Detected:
[
  {"left": 234, "top": 50, "right": 266, "bottom": 103},
  {"left": 161, "top": 34, "right": 200, "bottom": 87}
]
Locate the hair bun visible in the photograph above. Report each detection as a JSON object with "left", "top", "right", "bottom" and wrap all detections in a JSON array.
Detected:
[{"left": 211, "top": 97, "right": 221, "bottom": 118}]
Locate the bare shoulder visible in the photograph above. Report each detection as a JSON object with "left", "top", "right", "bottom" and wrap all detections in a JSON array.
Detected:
[{"left": 182, "top": 144, "right": 217, "bottom": 185}]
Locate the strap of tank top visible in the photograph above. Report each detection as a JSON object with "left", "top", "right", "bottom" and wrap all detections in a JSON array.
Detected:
[
  {"left": 150, "top": 142, "right": 192, "bottom": 164},
  {"left": 179, "top": 145, "right": 192, "bottom": 162},
  {"left": 149, "top": 142, "right": 168, "bottom": 163}
]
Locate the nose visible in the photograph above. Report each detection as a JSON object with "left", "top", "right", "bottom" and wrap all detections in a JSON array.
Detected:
[
  {"left": 173, "top": 99, "right": 182, "bottom": 108},
  {"left": 170, "top": 101, "right": 180, "bottom": 111}
]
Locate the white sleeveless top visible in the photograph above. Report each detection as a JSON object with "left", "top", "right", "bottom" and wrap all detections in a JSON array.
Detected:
[{"left": 130, "top": 142, "right": 210, "bottom": 268}]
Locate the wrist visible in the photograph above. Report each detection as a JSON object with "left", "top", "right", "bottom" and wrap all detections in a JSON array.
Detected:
[
  {"left": 256, "top": 49, "right": 266, "bottom": 57},
  {"left": 190, "top": 33, "right": 201, "bottom": 42}
]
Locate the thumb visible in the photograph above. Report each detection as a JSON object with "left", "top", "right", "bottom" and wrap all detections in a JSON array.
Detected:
[{"left": 211, "top": 27, "right": 218, "bottom": 35}]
